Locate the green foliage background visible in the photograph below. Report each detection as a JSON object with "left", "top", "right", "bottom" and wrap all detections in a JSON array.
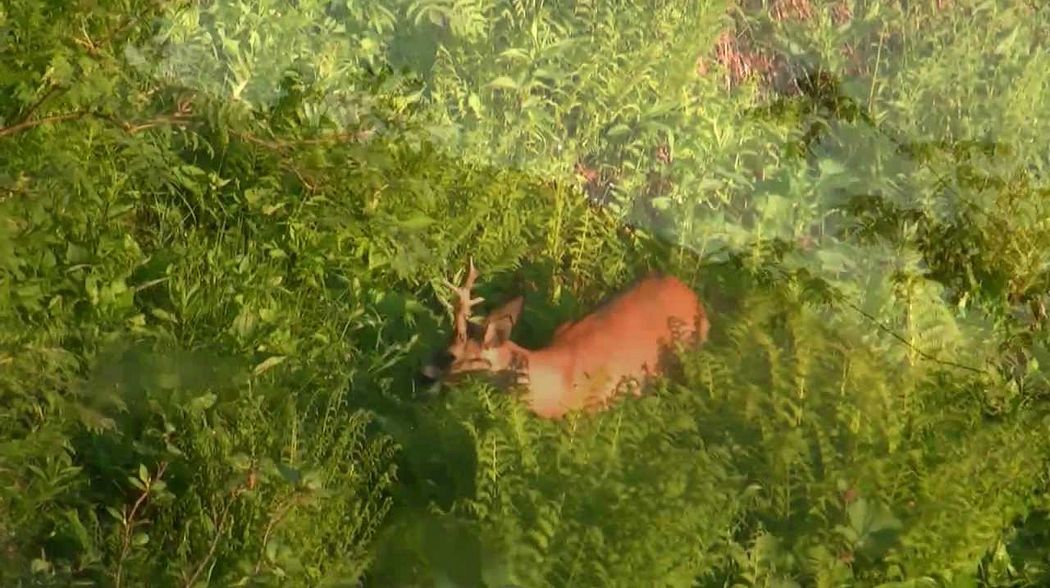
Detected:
[{"left": 2, "top": 0, "right": 1050, "bottom": 586}]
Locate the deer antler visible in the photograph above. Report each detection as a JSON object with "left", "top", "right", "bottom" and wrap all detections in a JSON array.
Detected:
[{"left": 444, "top": 258, "right": 484, "bottom": 341}]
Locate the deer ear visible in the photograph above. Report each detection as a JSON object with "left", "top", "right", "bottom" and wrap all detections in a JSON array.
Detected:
[{"left": 483, "top": 296, "right": 523, "bottom": 348}]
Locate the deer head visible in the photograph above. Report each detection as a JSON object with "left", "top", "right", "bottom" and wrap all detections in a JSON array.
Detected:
[{"left": 422, "top": 259, "right": 526, "bottom": 386}]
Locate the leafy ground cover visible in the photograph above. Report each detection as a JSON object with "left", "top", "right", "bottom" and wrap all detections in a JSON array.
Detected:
[{"left": 2, "top": 0, "right": 1050, "bottom": 586}]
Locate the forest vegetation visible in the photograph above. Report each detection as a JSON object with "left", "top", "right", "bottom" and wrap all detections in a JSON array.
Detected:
[{"left": 2, "top": 0, "right": 1050, "bottom": 586}]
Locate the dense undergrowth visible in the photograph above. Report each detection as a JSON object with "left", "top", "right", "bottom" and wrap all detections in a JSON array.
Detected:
[{"left": 2, "top": 0, "right": 1050, "bottom": 586}]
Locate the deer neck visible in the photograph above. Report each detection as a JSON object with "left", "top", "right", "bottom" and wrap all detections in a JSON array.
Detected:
[{"left": 504, "top": 342, "right": 575, "bottom": 418}]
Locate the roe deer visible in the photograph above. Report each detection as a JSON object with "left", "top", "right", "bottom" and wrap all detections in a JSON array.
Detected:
[{"left": 422, "top": 260, "right": 710, "bottom": 419}]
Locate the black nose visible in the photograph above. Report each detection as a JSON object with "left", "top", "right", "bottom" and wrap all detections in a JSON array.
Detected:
[
  {"left": 431, "top": 350, "right": 454, "bottom": 368},
  {"left": 419, "top": 350, "right": 454, "bottom": 383}
]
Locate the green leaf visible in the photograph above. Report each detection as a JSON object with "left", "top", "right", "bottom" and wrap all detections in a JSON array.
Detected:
[
  {"left": 230, "top": 453, "right": 252, "bottom": 470},
  {"left": 253, "top": 355, "right": 287, "bottom": 376},
  {"left": 498, "top": 48, "right": 530, "bottom": 61},
  {"left": 187, "top": 393, "right": 217, "bottom": 412},
  {"left": 302, "top": 470, "right": 324, "bottom": 491},
  {"left": 650, "top": 196, "right": 672, "bottom": 211},
  {"left": 46, "top": 54, "right": 74, "bottom": 85},
  {"left": 400, "top": 213, "right": 434, "bottom": 230},
  {"left": 486, "top": 76, "right": 519, "bottom": 91},
  {"left": 468, "top": 93, "right": 482, "bottom": 114},
  {"left": 818, "top": 157, "right": 846, "bottom": 177},
  {"left": 994, "top": 26, "right": 1020, "bottom": 55},
  {"left": 844, "top": 498, "right": 902, "bottom": 556},
  {"left": 277, "top": 463, "right": 301, "bottom": 485},
  {"left": 150, "top": 307, "right": 177, "bottom": 322}
]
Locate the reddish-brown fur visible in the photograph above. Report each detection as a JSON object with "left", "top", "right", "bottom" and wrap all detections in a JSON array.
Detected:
[{"left": 425, "top": 262, "right": 709, "bottom": 419}]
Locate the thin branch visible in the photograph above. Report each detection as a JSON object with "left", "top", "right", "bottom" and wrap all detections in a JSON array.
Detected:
[
  {"left": 73, "top": 0, "right": 172, "bottom": 59},
  {"left": 230, "top": 128, "right": 374, "bottom": 153},
  {"left": 114, "top": 461, "right": 169, "bottom": 588},
  {"left": 1, "top": 102, "right": 368, "bottom": 151},
  {"left": 229, "top": 128, "right": 373, "bottom": 192},
  {"left": 0, "top": 109, "right": 193, "bottom": 139},
  {"left": 0, "top": 112, "right": 89, "bottom": 138},
  {"left": 182, "top": 494, "right": 237, "bottom": 588},
  {"left": 15, "top": 84, "right": 64, "bottom": 125},
  {"left": 183, "top": 467, "right": 257, "bottom": 588},
  {"left": 841, "top": 298, "right": 990, "bottom": 375},
  {"left": 0, "top": 184, "right": 27, "bottom": 202},
  {"left": 252, "top": 494, "right": 304, "bottom": 576},
  {"left": 279, "top": 162, "right": 318, "bottom": 192}
]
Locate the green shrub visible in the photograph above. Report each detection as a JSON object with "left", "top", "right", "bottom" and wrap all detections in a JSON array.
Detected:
[{"left": 3, "top": 0, "right": 1050, "bottom": 586}]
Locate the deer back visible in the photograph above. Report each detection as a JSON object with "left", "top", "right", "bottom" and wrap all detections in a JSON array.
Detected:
[{"left": 523, "top": 273, "right": 708, "bottom": 416}]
